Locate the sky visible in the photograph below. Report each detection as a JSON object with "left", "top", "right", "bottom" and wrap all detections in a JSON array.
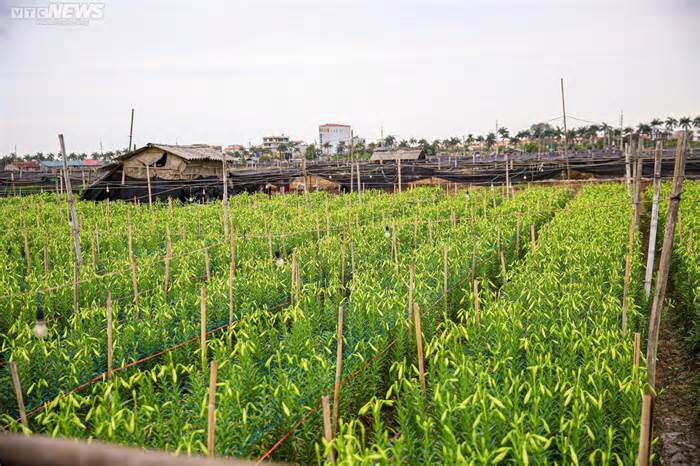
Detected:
[{"left": 0, "top": 0, "right": 698, "bottom": 155}]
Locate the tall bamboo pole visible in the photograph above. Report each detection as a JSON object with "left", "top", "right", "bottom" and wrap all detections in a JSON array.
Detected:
[
  {"left": 644, "top": 141, "right": 662, "bottom": 298},
  {"left": 59, "top": 134, "right": 82, "bottom": 265}
]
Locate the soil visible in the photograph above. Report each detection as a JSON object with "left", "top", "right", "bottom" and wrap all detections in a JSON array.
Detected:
[
  {"left": 652, "top": 291, "right": 700, "bottom": 465},
  {"left": 642, "top": 179, "right": 700, "bottom": 465}
]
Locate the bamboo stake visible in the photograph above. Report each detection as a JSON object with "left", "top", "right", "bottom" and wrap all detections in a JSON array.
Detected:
[
  {"left": 332, "top": 305, "right": 343, "bottom": 437},
  {"left": 408, "top": 265, "right": 414, "bottom": 339},
  {"left": 127, "top": 213, "right": 139, "bottom": 313},
  {"left": 206, "top": 360, "right": 218, "bottom": 457},
  {"left": 633, "top": 153, "right": 643, "bottom": 231},
  {"left": 59, "top": 134, "right": 82, "bottom": 265},
  {"left": 350, "top": 241, "right": 356, "bottom": 276},
  {"left": 73, "top": 261, "right": 79, "bottom": 311},
  {"left": 43, "top": 235, "right": 49, "bottom": 276},
  {"left": 499, "top": 249, "right": 506, "bottom": 277},
  {"left": 164, "top": 226, "right": 172, "bottom": 297},
  {"left": 316, "top": 216, "right": 321, "bottom": 243},
  {"left": 229, "top": 234, "right": 235, "bottom": 329},
  {"left": 645, "top": 132, "right": 687, "bottom": 388},
  {"left": 391, "top": 222, "right": 397, "bottom": 262},
  {"left": 470, "top": 234, "right": 477, "bottom": 282},
  {"left": 106, "top": 290, "right": 113, "bottom": 381},
  {"left": 515, "top": 218, "right": 521, "bottom": 251},
  {"left": 414, "top": 303, "right": 426, "bottom": 392},
  {"left": 201, "top": 287, "right": 207, "bottom": 372},
  {"left": 204, "top": 247, "right": 211, "bottom": 282},
  {"left": 473, "top": 280, "right": 480, "bottom": 327},
  {"left": 443, "top": 245, "right": 448, "bottom": 311},
  {"left": 22, "top": 220, "right": 30, "bottom": 274},
  {"left": 322, "top": 396, "right": 333, "bottom": 463},
  {"left": 530, "top": 224, "right": 536, "bottom": 253},
  {"left": 622, "top": 254, "right": 631, "bottom": 333},
  {"left": 637, "top": 393, "right": 652, "bottom": 466},
  {"left": 146, "top": 164, "right": 152, "bottom": 208},
  {"left": 633, "top": 332, "right": 640, "bottom": 369},
  {"left": 9, "top": 361, "right": 27, "bottom": 427},
  {"left": 644, "top": 142, "right": 663, "bottom": 298},
  {"left": 267, "top": 232, "right": 273, "bottom": 259}
]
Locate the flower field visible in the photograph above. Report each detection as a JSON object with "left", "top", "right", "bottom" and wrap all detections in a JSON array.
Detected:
[{"left": 0, "top": 183, "right": 664, "bottom": 464}]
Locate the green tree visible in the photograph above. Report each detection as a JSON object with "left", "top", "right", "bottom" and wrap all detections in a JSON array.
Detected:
[{"left": 304, "top": 144, "right": 318, "bottom": 160}]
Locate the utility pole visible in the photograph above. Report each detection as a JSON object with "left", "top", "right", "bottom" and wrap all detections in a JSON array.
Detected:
[
  {"left": 560, "top": 78, "right": 570, "bottom": 179},
  {"left": 128, "top": 108, "right": 134, "bottom": 153},
  {"left": 59, "top": 134, "right": 83, "bottom": 265},
  {"left": 619, "top": 111, "right": 624, "bottom": 152}
]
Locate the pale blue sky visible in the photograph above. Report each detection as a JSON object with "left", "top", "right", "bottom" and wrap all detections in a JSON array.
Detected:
[{"left": 0, "top": 0, "right": 698, "bottom": 154}]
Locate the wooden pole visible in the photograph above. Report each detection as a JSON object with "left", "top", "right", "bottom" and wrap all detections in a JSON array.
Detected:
[
  {"left": 201, "top": 287, "right": 207, "bottom": 372},
  {"left": 637, "top": 393, "right": 653, "bottom": 466},
  {"left": 645, "top": 132, "right": 687, "bottom": 388},
  {"left": 408, "top": 265, "right": 414, "bottom": 339},
  {"left": 622, "top": 254, "right": 631, "bottom": 334},
  {"left": 73, "top": 261, "right": 79, "bottom": 311},
  {"left": 632, "top": 147, "right": 643, "bottom": 231},
  {"left": 43, "top": 235, "right": 49, "bottom": 276},
  {"left": 530, "top": 224, "right": 536, "bottom": 253},
  {"left": 397, "top": 158, "right": 402, "bottom": 193},
  {"left": 473, "top": 279, "right": 480, "bottom": 327},
  {"left": 106, "top": 290, "right": 113, "bottom": 381},
  {"left": 127, "top": 212, "right": 139, "bottom": 313},
  {"left": 90, "top": 238, "right": 96, "bottom": 271},
  {"left": 22, "top": 219, "right": 30, "bottom": 275},
  {"left": 207, "top": 360, "right": 218, "bottom": 457},
  {"left": 350, "top": 241, "right": 355, "bottom": 277},
  {"left": 340, "top": 233, "right": 347, "bottom": 284},
  {"left": 204, "top": 247, "right": 211, "bottom": 282},
  {"left": 413, "top": 303, "right": 426, "bottom": 392},
  {"left": 128, "top": 108, "right": 134, "bottom": 154},
  {"left": 644, "top": 141, "right": 662, "bottom": 299},
  {"left": 471, "top": 234, "right": 477, "bottom": 282},
  {"left": 332, "top": 304, "right": 343, "bottom": 437},
  {"left": 633, "top": 332, "right": 641, "bottom": 369},
  {"left": 164, "top": 226, "right": 171, "bottom": 297},
  {"left": 58, "top": 134, "right": 82, "bottom": 265},
  {"left": 9, "top": 361, "right": 28, "bottom": 427},
  {"left": 146, "top": 164, "right": 152, "bottom": 208},
  {"left": 322, "top": 395, "right": 333, "bottom": 463},
  {"left": 515, "top": 218, "right": 521, "bottom": 251},
  {"left": 443, "top": 245, "right": 448, "bottom": 311},
  {"left": 229, "top": 234, "right": 235, "bottom": 329}
]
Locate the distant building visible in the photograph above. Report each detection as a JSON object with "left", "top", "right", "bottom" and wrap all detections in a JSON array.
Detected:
[
  {"left": 3, "top": 160, "right": 41, "bottom": 172},
  {"left": 319, "top": 123, "right": 352, "bottom": 155},
  {"left": 224, "top": 145, "right": 246, "bottom": 153},
  {"left": 41, "top": 160, "right": 102, "bottom": 174},
  {"left": 370, "top": 147, "right": 426, "bottom": 163},
  {"left": 262, "top": 135, "right": 290, "bottom": 152}
]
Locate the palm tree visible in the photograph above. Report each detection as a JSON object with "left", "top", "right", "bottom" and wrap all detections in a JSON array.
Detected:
[
  {"left": 693, "top": 116, "right": 700, "bottom": 129},
  {"left": 587, "top": 124, "right": 600, "bottom": 150},
  {"left": 637, "top": 123, "right": 652, "bottom": 149},
  {"left": 678, "top": 116, "right": 692, "bottom": 130},
  {"left": 398, "top": 139, "right": 409, "bottom": 148},
  {"left": 485, "top": 133, "right": 496, "bottom": 151},
  {"left": 600, "top": 122, "right": 611, "bottom": 149},
  {"left": 408, "top": 137, "right": 417, "bottom": 146},
  {"left": 649, "top": 118, "right": 663, "bottom": 140},
  {"left": 384, "top": 135, "right": 396, "bottom": 147},
  {"left": 665, "top": 117, "right": 678, "bottom": 132}
]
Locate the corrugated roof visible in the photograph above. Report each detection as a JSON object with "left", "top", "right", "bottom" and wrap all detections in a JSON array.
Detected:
[
  {"left": 41, "top": 160, "right": 103, "bottom": 167},
  {"left": 118, "top": 144, "right": 224, "bottom": 162},
  {"left": 370, "top": 148, "right": 425, "bottom": 162}
]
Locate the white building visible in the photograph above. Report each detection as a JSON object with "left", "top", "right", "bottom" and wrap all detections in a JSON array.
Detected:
[
  {"left": 262, "top": 135, "right": 290, "bottom": 152},
  {"left": 319, "top": 123, "right": 352, "bottom": 155}
]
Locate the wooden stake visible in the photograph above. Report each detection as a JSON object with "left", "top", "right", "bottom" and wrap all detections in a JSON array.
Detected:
[
  {"left": 350, "top": 241, "right": 356, "bottom": 276},
  {"left": 408, "top": 265, "right": 414, "bottom": 339},
  {"left": 443, "top": 245, "right": 448, "bottom": 311},
  {"left": 22, "top": 220, "right": 30, "bottom": 275},
  {"left": 127, "top": 213, "right": 139, "bottom": 313},
  {"left": 228, "top": 234, "right": 235, "bottom": 329},
  {"left": 644, "top": 141, "right": 662, "bottom": 298},
  {"left": 106, "top": 290, "right": 113, "bottom": 381},
  {"left": 90, "top": 238, "right": 96, "bottom": 271},
  {"left": 164, "top": 226, "right": 172, "bottom": 297},
  {"left": 530, "top": 224, "right": 536, "bottom": 253},
  {"left": 414, "top": 303, "right": 426, "bottom": 392},
  {"left": 146, "top": 163, "right": 152, "bottom": 208},
  {"left": 9, "top": 361, "right": 27, "bottom": 427},
  {"left": 332, "top": 305, "right": 343, "bottom": 437},
  {"left": 622, "top": 254, "right": 631, "bottom": 333},
  {"left": 471, "top": 234, "right": 477, "bottom": 282},
  {"left": 73, "top": 261, "right": 79, "bottom": 311},
  {"left": 637, "top": 393, "right": 653, "bottom": 466},
  {"left": 43, "top": 235, "right": 49, "bottom": 276},
  {"left": 204, "top": 247, "right": 211, "bottom": 282},
  {"left": 633, "top": 332, "right": 641, "bottom": 369},
  {"left": 322, "top": 395, "right": 333, "bottom": 463},
  {"left": 207, "top": 360, "right": 218, "bottom": 457},
  {"left": 645, "top": 133, "right": 687, "bottom": 388},
  {"left": 58, "top": 134, "right": 82, "bottom": 265},
  {"left": 200, "top": 287, "right": 207, "bottom": 371},
  {"left": 473, "top": 280, "right": 480, "bottom": 327},
  {"left": 515, "top": 218, "right": 521, "bottom": 251}
]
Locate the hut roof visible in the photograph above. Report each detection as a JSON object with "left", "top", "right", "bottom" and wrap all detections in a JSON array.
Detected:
[
  {"left": 118, "top": 144, "right": 224, "bottom": 162},
  {"left": 370, "top": 147, "right": 425, "bottom": 162}
]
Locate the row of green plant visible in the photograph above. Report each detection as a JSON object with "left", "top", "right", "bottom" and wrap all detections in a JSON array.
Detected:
[
  {"left": 2, "top": 186, "right": 572, "bottom": 465},
  {"left": 327, "top": 184, "right": 646, "bottom": 464}
]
